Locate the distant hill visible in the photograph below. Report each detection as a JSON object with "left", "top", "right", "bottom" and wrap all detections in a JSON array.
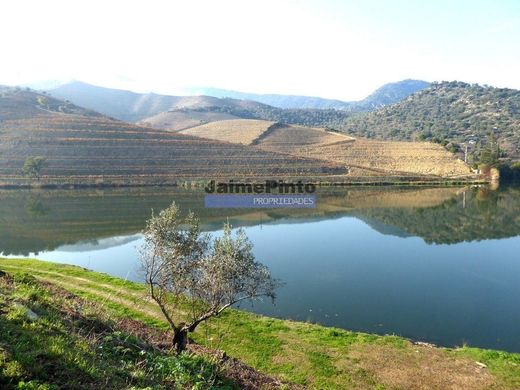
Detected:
[
  {"left": 0, "top": 87, "right": 347, "bottom": 185},
  {"left": 356, "top": 79, "right": 431, "bottom": 110},
  {"left": 340, "top": 81, "right": 520, "bottom": 160},
  {"left": 46, "top": 80, "right": 430, "bottom": 124},
  {"left": 188, "top": 79, "right": 430, "bottom": 110},
  {"left": 187, "top": 87, "right": 352, "bottom": 110},
  {"left": 0, "top": 86, "right": 103, "bottom": 119},
  {"left": 138, "top": 80, "right": 431, "bottom": 132},
  {"left": 48, "top": 81, "right": 271, "bottom": 122}
]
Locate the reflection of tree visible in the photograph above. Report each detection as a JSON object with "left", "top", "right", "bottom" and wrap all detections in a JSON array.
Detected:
[
  {"left": 25, "top": 196, "right": 50, "bottom": 217},
  {"left": 356, "top": 186, "right": 520, "bottom": 244},
  {"left": 475, "top": 187, "right": 499, "bottom": 227}
]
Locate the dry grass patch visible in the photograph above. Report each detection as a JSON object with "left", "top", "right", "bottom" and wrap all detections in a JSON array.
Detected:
[
  {"left": 297, "top": 139, "right": 472, "bottom": 178},
  {"left": 180, "top": 119, "right": 277, "bottom": 145},
  {"left": 253, "top": 124, "right": 472, "bottom": 178},
  {"left": 255, "top": 124, "right": 353, "bottom": 152},
  {"left": 346, "top": 343, "right": 496, "bottom": 390}
]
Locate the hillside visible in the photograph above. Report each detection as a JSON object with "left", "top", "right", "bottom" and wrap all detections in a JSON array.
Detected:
[
  {"left": 140, "top": 104, "right": 353, "bottom": 131},
  {"left": 137, "top": 109, "right": 241, "bottom": 131},
  {"left": 177, "top": 117, "right": 472, "bottom": 178},
  {"left": 358, "top": 79, "right": 431, "bottom": 110},
  {"left": 0, "top": 88, "right": 347, "bottom": 186},
  {"left": 48, "top": 81, "right": 355, "bottom": 130},
  {"left": 45, "top": 80, "right": 520, "bottom": 165},
  {"left": 47, "top": 80, "right": 431, "bottom": 130},
  {"left": 0, "top": 86, "right": 102, "bottom": 119},
  {"left": 340, "top": 81, "right": 520, "bottom": 160},
  {"left": 179, "top": 119, "right": 277, "bottom": 144},
  {"left": 168, "top": 115, "right": 472, "bottom": 178},
  {"left": 254, "top": 126, "right": 471, "bottom": 178},
  {"left": 0, "top": 268, "right": 285, "bottom": 389},
  {"left": 188, "top": 79, "right": 430, "bottom": 110},
  {"left": 253, "top": 124, "right": 353, "bottom": 151},
  {"left": 48, "top": 81, "right": 273, "bottom": 122}
]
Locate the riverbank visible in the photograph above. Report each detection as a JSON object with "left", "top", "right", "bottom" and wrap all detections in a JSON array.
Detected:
[
  {"left": 1, "top": 259, "right": 519, "bottom": 389},
  {"left": 0, "top": 174, "right": 487, "bottom": 189}
]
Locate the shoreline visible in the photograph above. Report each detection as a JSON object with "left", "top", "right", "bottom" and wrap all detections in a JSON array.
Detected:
[
  {"left": 1, "top": 258, "right": 519, "bottom": 389},
  {"left": 0, "top": 175, "right": 488, "bottom": 190}
]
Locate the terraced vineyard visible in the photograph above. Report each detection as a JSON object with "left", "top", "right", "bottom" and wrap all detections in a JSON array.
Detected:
[
  {"left": 252, "top": 125, "right": 473, "bottom": 177},
  {"left": 180, "top": 119, "right": 277, "bottom": 144},
  {"left": 289, "top": 138, "right": 472, "bottom": 177},
  {"left": 0, "top": 88, "right": 347, "bottom": 186},
  {"left": 254, "top": 124, "right": 353, "bottom": 150},
  {"left": 143, "top": 113, "right": 472, "bottom": 178}
]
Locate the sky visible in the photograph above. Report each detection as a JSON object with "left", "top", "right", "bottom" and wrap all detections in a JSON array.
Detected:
[{"left": 0, "top": 0, "right": 519, "bottom": 100}]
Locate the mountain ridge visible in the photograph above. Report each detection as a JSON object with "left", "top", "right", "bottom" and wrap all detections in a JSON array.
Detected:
[
  {"left": 47, "top": 81, "right": 271, "bottom": 122},
  {"left": 176, "top": 79, "right": 431, "bottom": 110},
  {"left": 45, "top": 79, "right": 430, "bottom": 121}
]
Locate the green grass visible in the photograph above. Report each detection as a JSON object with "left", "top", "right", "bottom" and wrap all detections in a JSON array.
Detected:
[
  {"left": 1, "top": 258, "right": 520, "bottom": 389},
  {"left": 0, "top": 271, "right": 233, "bottom": 390},
  {"left": 453, "top": 347, "right": 520, "bottom": 386}
]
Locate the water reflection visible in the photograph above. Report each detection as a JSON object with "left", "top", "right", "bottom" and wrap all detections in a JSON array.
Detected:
[{"left": 1, "top": 186, "right": 519, "bottom": 256}]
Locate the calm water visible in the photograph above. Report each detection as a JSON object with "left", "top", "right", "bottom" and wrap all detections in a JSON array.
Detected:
[{"left": 1, "top": 186, "right": 519, "bottom": 352}]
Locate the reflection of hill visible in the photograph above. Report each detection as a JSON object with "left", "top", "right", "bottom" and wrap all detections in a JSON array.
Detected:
[
  {"left": 0, "top": 187, "right": 253, "bottom": 255},
  {"left": 3, "top": 185, "right": 517, "bottom": 255},
  {"left": 354, "top": 186, "right": 520, "bottom": 244}
]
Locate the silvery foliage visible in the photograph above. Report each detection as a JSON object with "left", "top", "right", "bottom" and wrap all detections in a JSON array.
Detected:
[{"left": 140, "top": 202, "right": 279, "bottom": 335}]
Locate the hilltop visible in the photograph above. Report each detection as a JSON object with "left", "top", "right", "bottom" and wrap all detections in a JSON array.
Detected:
[
  {"left": 339, "top": 81, "right": 520, "bottom": 160},
  {"left": 357, "top": 79, "right": 431, "bottom": 110},
  {"left": 0, "top": 88, "right": 346, "bottom": 186},
  {"left": 0, "top": 86, "right": 102, "bottom": 119}
]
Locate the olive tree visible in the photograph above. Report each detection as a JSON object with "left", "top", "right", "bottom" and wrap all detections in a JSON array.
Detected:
[
  {"left": 140, "top": 202, "right": 280, "bottom": 353},
  {"left": 23, "top": 157, "right": 47, "bottom": 181}
]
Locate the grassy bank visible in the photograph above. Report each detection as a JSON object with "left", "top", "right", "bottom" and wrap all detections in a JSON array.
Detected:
[
  {"left": 0, "top": 271, "right": 237, "bottom": 389},
  {"left": 1, "top": 259, "right": 519, "bottom": 389}
]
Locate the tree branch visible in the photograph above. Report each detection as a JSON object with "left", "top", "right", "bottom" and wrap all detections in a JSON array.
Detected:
[{"left": 185, "top": 293, "right": 267, "bottom": 332}]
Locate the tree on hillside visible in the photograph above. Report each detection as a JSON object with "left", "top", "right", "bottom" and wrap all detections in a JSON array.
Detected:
[
  {"left": 479, "top": 132, "right": 500, "bottom": 167},
  {"left": 23, "top": 157, "right": 48, "bottom": 181},
  {"left": 140, "top": 202, "right": 280, "bottom": 353}
]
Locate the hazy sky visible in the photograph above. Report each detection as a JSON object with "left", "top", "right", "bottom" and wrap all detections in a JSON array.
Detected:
[{"left": 1, "top": 0, "right": 519, "bottom": 100}]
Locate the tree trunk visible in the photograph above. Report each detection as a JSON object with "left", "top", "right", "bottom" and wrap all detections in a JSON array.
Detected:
[{"left": 172, "top": 327, "right": 188, "bottom": 354}]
